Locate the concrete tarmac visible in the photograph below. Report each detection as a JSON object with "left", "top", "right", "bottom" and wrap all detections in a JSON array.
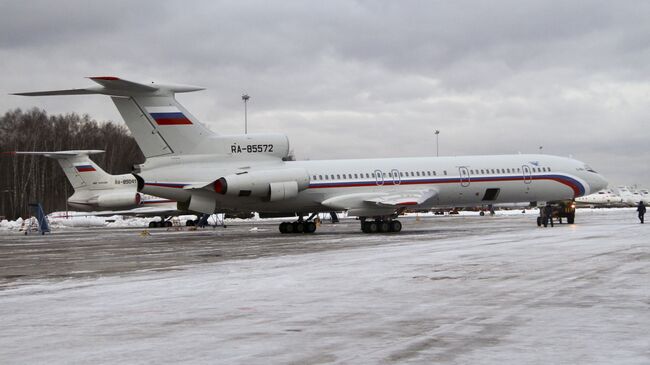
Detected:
[{"left": 0, "top": 210, "right": 648, "bottom": 364}]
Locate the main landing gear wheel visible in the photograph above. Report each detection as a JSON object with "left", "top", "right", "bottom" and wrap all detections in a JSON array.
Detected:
[
  {"left": 361, "top": 220, "right": 402, "bottom": 233},
  {"left": 279, "top": 221, "right": 317, "bottom": 234}
]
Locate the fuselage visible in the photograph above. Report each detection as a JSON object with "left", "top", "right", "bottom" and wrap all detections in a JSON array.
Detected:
[{"left": 138, "top": 153, "right": 607, "bottom": 214}]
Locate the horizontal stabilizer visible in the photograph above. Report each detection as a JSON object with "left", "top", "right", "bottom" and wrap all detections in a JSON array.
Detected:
[
  {"left": 8, "top": 150, "right": 105, "bottom": 159},
  {"left": 12, "top": 76, "right": 204, "bottom": 97},
  {"left": 12, "top": 88, "right": 100, "bottom": 96}
]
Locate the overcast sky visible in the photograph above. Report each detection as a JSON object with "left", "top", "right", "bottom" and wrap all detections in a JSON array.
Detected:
[{"left": 1, "top": 0, "right": 648, "bottom": 188}]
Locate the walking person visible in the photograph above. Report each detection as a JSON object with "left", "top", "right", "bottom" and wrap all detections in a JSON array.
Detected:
[{"left": 637, "top": 201, "right": 646, "bottom": 224}]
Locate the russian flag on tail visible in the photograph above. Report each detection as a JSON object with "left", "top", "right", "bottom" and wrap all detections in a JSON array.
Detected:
[
  {"left": 146, "top": 106, "right": 193, "bottom": 125},
  {"left": 75, "top": 164, "right": 96, "bottom": 172}
]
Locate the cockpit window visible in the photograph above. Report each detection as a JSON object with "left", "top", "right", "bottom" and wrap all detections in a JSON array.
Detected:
[{"left": 584, "top": 164, "right": 598, "bottom": 173}]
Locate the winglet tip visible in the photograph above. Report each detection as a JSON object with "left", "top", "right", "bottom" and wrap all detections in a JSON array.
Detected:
[{"left": 87, "top": 76, "right": 121, "bottom": 81}]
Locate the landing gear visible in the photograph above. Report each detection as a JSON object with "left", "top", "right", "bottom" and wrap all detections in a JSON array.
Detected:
[
  {"left": 279, "top": 219, "right": 317, "bottom": 234},
  {"left": 148, "top": 216, "right": 173, "bottom": 228},
  {"left": 148, "top": 220, "right": 172, "bottom": 228},
  {"left": 361, "top": 218, "right": 402, "bottom": 233}
]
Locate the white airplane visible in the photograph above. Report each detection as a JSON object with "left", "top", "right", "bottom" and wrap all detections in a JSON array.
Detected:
[
  {"left": 640, "top": 189, "right": 649, "bottom": 203},
  {"left": 10, "top": 150, "right": 185, "bottom": 227},
  {"left": 15, "top": 77, "right": 608, "bottom": 233},
  {"left": 575, "top": 188, "right": 625, "bottom": 207},
  {"left": 616, "top": 186, "right": 644, "bottom": 206}
]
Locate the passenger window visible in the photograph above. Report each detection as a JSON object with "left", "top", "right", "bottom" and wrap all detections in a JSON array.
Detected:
[
  {"left": 433, "top": 171, "right": 437, "bottom": 176},
  {"left": 416, "top": 171, "right": 420, "bottom": 176},
  {"left": 366, "top": 173, "right": 370, "bottom": 178},
  {"left": 427, "top": 171, "right": 431, "bottom": 176},
  {"left": 400, "top": 172, "right": 404, "bottom": 177},
  {"left": 313, "top": 175, "right": 317, "bottom": 180},
  {"left": 443, "top": 170, "right": 447, "bottom": 175},
  {"left": 491, "top": 169, "right": 495, "bottom": 174},
  {"left": 331, "top": 174, "right": 335, "bottom": 179},
  {"left": 506, "top": 168, "right": 510, "bottom": 173},
  {"left": 325, "top": 175, "right": 329, "bottom": 180}
]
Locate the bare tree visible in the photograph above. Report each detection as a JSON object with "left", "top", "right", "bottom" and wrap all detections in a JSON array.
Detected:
[{"left": 0, "top": 108, "right": 144, "bottom": 220}]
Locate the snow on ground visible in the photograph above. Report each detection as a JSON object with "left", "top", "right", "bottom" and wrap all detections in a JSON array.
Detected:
[
  {"left": 0, "top": 209, "right": 648, "bottom": 364},
  {"left": 0, "top": 207, "right": 636, "bottom": 231}
]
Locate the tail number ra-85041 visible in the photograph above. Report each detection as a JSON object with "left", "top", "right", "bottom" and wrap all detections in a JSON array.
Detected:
[{"left": 231, "top": 144, "right": 274, "bottom": 154}]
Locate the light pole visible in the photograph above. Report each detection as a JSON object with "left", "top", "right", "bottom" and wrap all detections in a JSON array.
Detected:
[
  {"left": 434, "top": 130, "right": 440, "bottom": 157},
  {"left": 242, "top": 94, "right": 250, "bottom": 134}
]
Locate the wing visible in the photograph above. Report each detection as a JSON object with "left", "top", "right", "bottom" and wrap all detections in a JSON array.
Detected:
[
  {"left": 364, "top": 189, "right": 438, "bottom": 207},
  {"left": 322, "top": 189, "right": 438, "bottom": 214},
  {"left": 50, "top": 205, "right": 184, "bottom": 218}
]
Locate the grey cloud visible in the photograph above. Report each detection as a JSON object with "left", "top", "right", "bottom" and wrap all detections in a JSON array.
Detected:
[{"left": 0, "top": 0, "right": 648, "bottom": 187}]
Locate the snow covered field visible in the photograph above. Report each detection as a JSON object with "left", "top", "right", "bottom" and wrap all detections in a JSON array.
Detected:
[{"left": 0, "top": 209, "right": 648, "bottom": 364}]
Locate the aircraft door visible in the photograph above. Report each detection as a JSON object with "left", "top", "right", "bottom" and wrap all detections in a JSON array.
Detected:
[
  {"left": 374, "top": 169, "right": 384, "bottom": 186},
  {"left": 522, "top": 165, "right": 532, "bottom": 184},
  {"left": 391, "top": 169, "right": 401, "bottom": 185},
  {"left": 459, "top": 167, "right": 470, "bottom": 187}
]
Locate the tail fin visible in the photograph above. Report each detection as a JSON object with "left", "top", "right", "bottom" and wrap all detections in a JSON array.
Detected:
[
  {"left": 13, "top": 76, "right": 214, "bottom": 158},
  {"left": 11, "top": 150, "right": 112, "bottom": 189}
]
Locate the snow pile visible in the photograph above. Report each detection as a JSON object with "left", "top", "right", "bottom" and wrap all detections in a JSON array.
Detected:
[{"left": 0, "top": 217, "right": 24, "bottom": 231}]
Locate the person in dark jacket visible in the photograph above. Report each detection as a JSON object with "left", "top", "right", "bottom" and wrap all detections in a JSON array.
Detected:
[
  {"left": 543, "top": 205, "right": 554, "bottom": 227},
  {"left": 638, "top": 201, "right": 646, "bottom": 224}
]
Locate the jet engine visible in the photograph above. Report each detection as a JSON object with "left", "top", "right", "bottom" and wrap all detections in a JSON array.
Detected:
[
  {"left": 213, "top": 168, "right": 309, "bottom": 201},
  {"left": 90, "top": 192, "right": 142, "bottom": 209}
]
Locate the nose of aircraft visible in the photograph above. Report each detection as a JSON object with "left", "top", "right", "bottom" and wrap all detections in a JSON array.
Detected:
[{"left": 588, "top": 173, "right": 608, "bottom": 194}]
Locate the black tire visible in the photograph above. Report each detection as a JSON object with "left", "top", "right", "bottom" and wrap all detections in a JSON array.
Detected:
[
  {"left": 148, "top": 221, "right": 156, "bottom": 228},
  {"left": 567, "top": 214, "right": 575, "bottom": 224},
  {"left": 294, "top": 222, "right": 305, "bottom": 233},
  {"left": 279, "top": 222, "right": 288, "bottom": 233},
  {"left": 361, "top": 222, "right": 369, "bottom": 233},
  {"left": 186, "top": 220, "right": 195, "bottom": 227},
  {"left": 379, "top": 221, "right": 390, "bottom": 233},
  {"left": 305, "top": 221, "right": 316, "bottom": 233},
  {"left": 536, "top": 217, "right": 542, "bottom": 227},
  {"left": 367, "top": 221, "right": 378, "bottom": 233},
  {"left": 390, "top": 220, "right": 402, "bottom": 232},
  {"left": 479, "top": 211, "right": 485, "bottom": 216},
  {"left": 165, "top": 221, "right": 173, "bottom": 228},
  {"left": 285, "top": 222, "right": 294, "bottom": 233}
]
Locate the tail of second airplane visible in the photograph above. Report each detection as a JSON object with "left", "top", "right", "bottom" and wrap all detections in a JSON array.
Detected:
[
  {"left": 11, "top": 150, "right": 113, "bottom": 189},
  {"left": 13, "top": 77, "right": 215, "bottom": 158}
]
